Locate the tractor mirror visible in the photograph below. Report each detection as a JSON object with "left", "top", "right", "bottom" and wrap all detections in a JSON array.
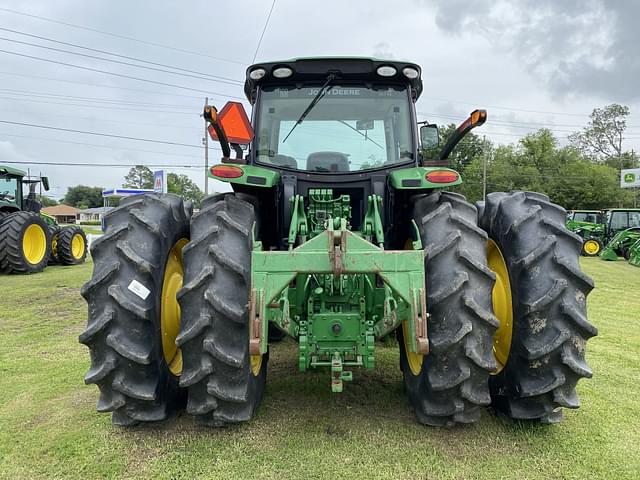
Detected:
[
  {"left": 420, "top": 124, "right": 439, "bottom": 148},
  {"left": 356, "top": 119, "right": 374, "bottom": 131},
  {"left": 41, "top": 177, "right": 50, "bottom": 191}
]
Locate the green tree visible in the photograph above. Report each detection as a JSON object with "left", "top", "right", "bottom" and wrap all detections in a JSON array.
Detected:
[
  {"left": 38, "top": 195, "right": 57, "bottom": 207},
  {"left": 123, "top": 165, "right": 154, "bottom": 189},
  {"left": 167, "top": 173, "right": 204, "bottom": 207},
  {"left": 549, "top": 157, "right": 633, "bottom": 209},
  {"left": 457, "top": 128, "right": 636, "bottom": 208},
  {"left": 568, "top": 104, "right": 630, "bottom": 168},
  {"left": 63, "top": 185, "right": 103, "bottom": 209},
  {"left": 459, "top": 143, "right": 542, "bottom": 204}
]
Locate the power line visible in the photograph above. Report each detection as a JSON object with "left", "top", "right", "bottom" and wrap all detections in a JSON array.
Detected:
[
  {"left": 420, "top": 96, "right": 592, "bottom": 118},
  {"left": 0, "top": 70, "right": 244, "bottom": 101},
  {"left": 0, "top": 88, "right": 196, "bottom": 109},
  {"left": 252, "top": 0, "right": 276, "bottom": 63},
  {"left": 0, "top": 95, "right": 197, "bottom": 115},
  {"left": 0, "top": 6, "right": 247, "bottom": 66},
  {"left": 0, "top": 108, "right": 198, "bottom": 130},
  {"left": 0, "top": 119, "right": 204, "bottom": 148},
  {"left": 0, "top": 27, "right": 244, "bottom": 84},
  {"left": 0, "top": 48, "right": 237, "bottom": 95},
  {"left": 1, "top": 159, "right": 204, "bottom": 168},
  {"left": 0, "top": 132, "right": 219, "bottom": 157},
  {"left": 0, "top": 6, "right": 624, "bottom": 126},
  {"left": 0, "top": 35, "right": 243, "bottom": 86}
]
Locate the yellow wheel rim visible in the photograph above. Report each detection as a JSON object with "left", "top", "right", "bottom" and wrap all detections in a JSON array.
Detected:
[
  {"left": 161, "top": 238, "right": 188, "bottom": 376},
  {"left": 23, "top": 223, "right": 47, "bottom": 265},
  {"left": 51, "top": 236, "right": 58, "bottom": 258},
  {"left": 402, "top": 320, "right": 423, "bottom": 376},
  {"left": 583, "top": 240, "right": 600, "bottom": 255},
  {"left": 71, "top": 233, "right": 85, "bottom": 259},
  {"left": 400, "top": 238, "right": 424, "bottom": 376},
  {"left": 250, "top": 353, "right": 263, "bottom": 376},
  {"left": 487, "top": 239, "right": 513, "bottom": 374}
]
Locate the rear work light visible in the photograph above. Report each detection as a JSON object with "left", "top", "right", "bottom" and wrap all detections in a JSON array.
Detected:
[
  {"left": 273, "top": 66, "right": 293, "bottom": 78},
  {"left": 249, "top": 68, "right": 266, "bottom": 80},
  {"left": 402, "top": 67, "right": 419, "bottom": 79},
  {"left": 210, "top": 165, "right": 243, "bottom": 178},
  {"left": 376, "top": 65, "right": 397, "bottom": 77},
  {"left": 426, "top": 170, "right": 459, "bottom": 183}
]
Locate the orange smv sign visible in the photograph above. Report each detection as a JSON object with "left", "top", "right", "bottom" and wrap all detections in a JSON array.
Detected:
[{"left": 208, "top": 101, "right": 254, "bottom": 144}]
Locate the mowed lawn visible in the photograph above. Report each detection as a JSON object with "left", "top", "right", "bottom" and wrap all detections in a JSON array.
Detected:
[{"left": 0, "top": 259, "right": 638, "bottom": 479}]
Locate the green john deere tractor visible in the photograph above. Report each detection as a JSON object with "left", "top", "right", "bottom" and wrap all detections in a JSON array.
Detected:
[
  {"left": 0, "top": 165, "right": 87, "bottom": 273},
  {"left": 81, "top": 58, "right": 596, "bottom": 427},
  {"left": 565, "top": 210, "right": 606, "bottom": 256}
]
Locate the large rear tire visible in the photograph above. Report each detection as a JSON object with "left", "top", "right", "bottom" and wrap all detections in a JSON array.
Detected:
[
  {"left": 177, "top": 193, "right": 267, "bottom": 426},
  {"left": 399, "top": 192, "right": 498, "bottom": 426},
  {"left": 478, "top": 191, "right": 596, "bottom": 423},
  {"left": 80, "top": 194, "right": 191, "bottom": 425},
  {"left": 0, "top": 211, "right": 51, "bottom": 274}
]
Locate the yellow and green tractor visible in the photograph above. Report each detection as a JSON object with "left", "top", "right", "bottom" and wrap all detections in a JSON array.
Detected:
[
  {"left": 81, "top": 58, "right": 596, "bottom": 427},
  {"left": 0, "top": 165, "right": 87, "bottom": 274}
]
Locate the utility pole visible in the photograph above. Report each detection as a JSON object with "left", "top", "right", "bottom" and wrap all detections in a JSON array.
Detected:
[
  {"left": 482, "top": 135, "right": 487, "bottom": 200},
  {"left": 203, "top": 97, "right": 209, "bottom": 196}
]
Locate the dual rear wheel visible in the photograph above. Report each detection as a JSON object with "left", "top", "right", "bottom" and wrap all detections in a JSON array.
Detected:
[
  {"left": 400, "top": 191, "right": 596, "bottom": 425},
  {"left": 81, "top": 193, "right": 265, "bottom": 425}
]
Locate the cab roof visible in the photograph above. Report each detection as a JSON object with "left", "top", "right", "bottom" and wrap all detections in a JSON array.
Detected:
[
  {"left": 0, "top": 165, "right": 26, "bottom": 177},
  {"left": 244, "top": 57, "right": 423, "bottom": 104}
]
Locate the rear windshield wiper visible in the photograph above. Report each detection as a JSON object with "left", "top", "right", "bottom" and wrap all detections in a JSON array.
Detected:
[{"left": 282, "top": 74, "right": 335, "bottom": 143}]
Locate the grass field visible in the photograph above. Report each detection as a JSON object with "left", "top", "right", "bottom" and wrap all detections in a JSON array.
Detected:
[{"left": 0, "top": 259, "right": 638, "bottom": 479}]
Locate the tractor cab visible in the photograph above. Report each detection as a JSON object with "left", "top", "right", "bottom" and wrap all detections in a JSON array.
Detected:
[
  {"left": 0, "top": 165, "right": 50, "bottom": 216},
  {"left": 605, "top": 208, "right": 640, "bottom": 234},
  {"left": 0, "top": 165, "right": 25, "bottom": 215},
  {"left": 247, "top": 60, "right": 420, "bottom": 173},
  {"left": 206, "top": 57, "right": 485, "bottom": 249},
  {"left": 567, "top": 209, "right": 604, "bottom": 224}
]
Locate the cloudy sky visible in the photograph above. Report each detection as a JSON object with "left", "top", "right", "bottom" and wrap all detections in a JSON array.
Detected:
[{"left": 1, "top": 0, "right": 639, "bottom": 200}]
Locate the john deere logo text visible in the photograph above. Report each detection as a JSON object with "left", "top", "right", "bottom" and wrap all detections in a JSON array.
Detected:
[{"left": 624, "top": 173, "right": 635, "bottom": 183}]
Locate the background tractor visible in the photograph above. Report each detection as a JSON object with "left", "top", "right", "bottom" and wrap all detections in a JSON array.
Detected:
[
  {"left": 566, "top": 208, "right": 640, "bottom": 257},
  {"left": 81, "top": 57, "right": 596, "bottom": 427},
  {"left": 565, "top": 210, "right": 606, "bottom": 256},
  {"left": 0, "top": 165, "right": 87, "bottom": 274}
]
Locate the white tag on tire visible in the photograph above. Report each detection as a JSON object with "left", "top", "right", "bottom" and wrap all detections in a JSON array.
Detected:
[{"left": 128, "top": 279, "right": 151, "bottom": 300}]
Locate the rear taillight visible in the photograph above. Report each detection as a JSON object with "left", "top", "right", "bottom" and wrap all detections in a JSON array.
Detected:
[
  {"left": 425, "top": 170, "right": 459, "bottom": 183},
  {"left": 210, "top": 165, "right": 243, "bottom": 178}
]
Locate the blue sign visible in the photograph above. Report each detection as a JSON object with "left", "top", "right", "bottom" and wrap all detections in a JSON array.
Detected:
[{"left": 154, "top": 170, "right": 167, "bottom": 193}]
